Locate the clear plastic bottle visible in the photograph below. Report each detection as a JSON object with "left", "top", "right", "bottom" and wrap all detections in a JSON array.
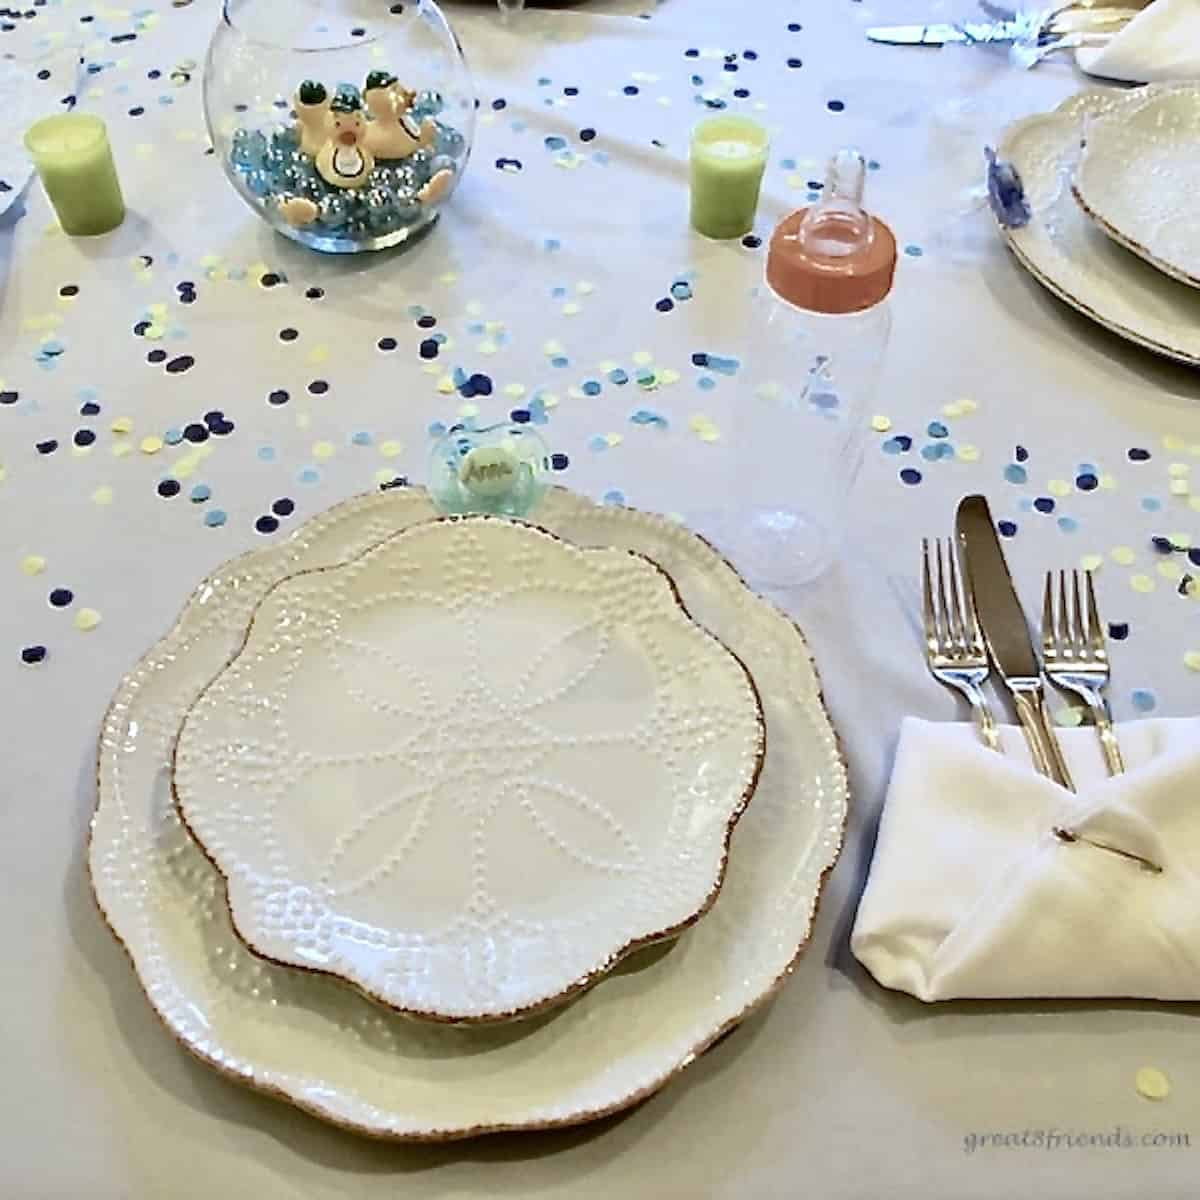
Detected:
[{"left": 737, "top": 149, "right": 896, "bottom": 588}]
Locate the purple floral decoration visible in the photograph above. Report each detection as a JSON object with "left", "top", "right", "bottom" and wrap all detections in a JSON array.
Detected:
[{"left": 985, "top": 146, "right": 1031, "bottom": 230}]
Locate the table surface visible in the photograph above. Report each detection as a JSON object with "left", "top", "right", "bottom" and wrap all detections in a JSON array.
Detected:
[{"left": 5, "top": 1, "right": 1200, "bottom": 1197}]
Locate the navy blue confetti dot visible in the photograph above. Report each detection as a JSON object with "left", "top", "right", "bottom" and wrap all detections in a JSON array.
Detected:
[
  {"left": 417, "top": 314, "right": 437, "bottom": 329},
  {"left": 723, "top": 62, "right": 738, "bottom": 72},
  {"left": 203, "top": 410, "right": 224, "bottom": 428},
  {"left": 511, "top": 409, "right": 531, "bottom": 424},
  {"left": 147, "top": 349, "right": 167, "bottom": 363},
  {"left": 210, "top": 419, "right": 235, "bottom": 436},
  {"left": 787, "top": 58, "right": 802, "bottom": 68},
  {"left": 255, "top": 515, "right": 280, "bottom": 534},
  {"left": 59, "top": 284, "right": 78, "bottom": 297},
  {"left": 1152, "top": 536, "right": 1175, "bottom": 554},
  {"left": 260, "top": 272, "right": 281, "bottom": 288},
  {"left": 468, "top": 373, "right": 493, "bottom": 396},
  {"left": 744, "top": 49, "right": 758, "bottom": 60},
  {"left": 495, "top": 157, "right": 523, "bottom": 171},
  {"left": 134, "top": 320, "right": 151, "bottom": 336},
  {"left": 36, "top": 439, "right": 57, "bottom": 455},
  {"left": 183, "top": 423, "right": 209, "bottom": 443},
  {"left": 550, "top": 453, "right": 569, "bottom": 470},
  {"left": 80, "top": 401, "right": 100, "bottom": 416},
  {"left": 49, "top": 588, "right": 73, "bottom": 607},
  {"left": 742, "top": 234, "right": 762, "bottom": 248},
  {"left": 1033, "top": 497, "right": 1055, "bottom": 513},
  {"left": 734, "top": 88, "right": 750, "bottom": 98},
  {"left": 148, "top": 69, "right": 160, "bottom": 80},
  {"left": 1015, "top": 444, "right": 1029, "bottom": 462},
  {"left": 308, "top": 380, "right": 329, "bottom": 395},
  {"left": 788, "top": 21, "right": 802, "bottom": 31},
  {"left": 73, "top": 428, "right": 95, "bottom": 447},
  {"left": 418, "top": 338, "right": 439, "bottom": 359},
  {"left": 685, "top": 48, "right": 699, "bottom": 57},
  {"left": 564, "top": 86, "right": 579, "bottom": 96},
  {"left": 491, "top": 98, "right": 506, "bottom": 110},
  {"left": 899, "top": 468, "right": 922, "bottom": 485},
  {"left": 827, "top": 99, "right": 845, "bottom": 112},
  {"left": 378, "top": 336, "right": 398, "bottom": 352},
  {"left": 272, "top": 497, "right": 295, "bottom": 517},
  {"left": 623, "top": 85, "right": 639, "bottom": 95},
  {"left": 268, "top": 389, "right": 288, "bottom": 405},
  {"left": 655, "top": 298, "right": 674, "bottom": 313},
  {"left": 305, "top": 286, "right": 324, "bottom": 300},
  {"left": 1108, "top": 622, "right": 1129, "bottom": 640},
  {"left": 1076, "top": 472, "right": 1099, "bottom": 491},
  {"left": 128, "top": 105, "right": 144, "bottom": 116},
  {"left": 893, "top": 434, "right": 913, "bottom": 452},
  {"left": 37, "top": 68, "right": 50, "bottom": 80},
  {"left": 579, "top": 127, "right": 596, "bottom": 142},
  {"left": 1128, "top": 447, "right": 1151, "bottom": 461},
  {"left": 1189, "top": 548, "right": 1200, "bottom": 568},
  {"left": 691, "top": 352, "right": 709, "bottom": 367},
  {"left": 20, "top": 645, "right": 46, "bottom": 665},
  {"left": 157, "top": 478, "right": 181, "bottom": 497},
  {"left": 390, "top": 2, "right": 404, "bottom": 11},
  {"left": 998, "top": 520, "right": 1018, "bottom": 537},
  {"left": 278, "top": 327, "right": 299, "bottom": 342},
  {"left": 350, "top": 27, "right": 366, "bottom": 36}
]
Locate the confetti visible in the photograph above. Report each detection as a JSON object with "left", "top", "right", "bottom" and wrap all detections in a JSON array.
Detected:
[
  {"left": 1130, "top": 574, "right": 1155, "bottom": 593},
  {"left": 312, "top": 441, "right": 336, "bottom": 460},
  {"left": 20, "top": 555, "right": 46, "bottom": 576},
  {"left": 92, "top": 486, "right": 114, "bottom": 506},
  {"left": 958, "top": 445, "right": 981, "bottom": 463},
  {"left": 139, "top": 436, "right": 163, "bottom": 454},
  {"left": 1053, "top": 706, "right": 1083, "bottom": 727},
  {"left": 1080, "top": 554, "right": 1104, "bottom": 572},
  {"left": 1110, "top": 546, "right": 1135, "bottom": 565},
  {"left": 689, "top": 414, "right": 721, "bottom": 442},
  {"left": 110, "top": 416, "right": 133, "bottom": 434},
  {"left": 74, "top": 608, "right": 102, "bottom": 632},
  {"left": 1185, "top": 651, "right": 1200, "bottom": 672},
  {"left": 871, "top": 415, "right": 892, "bottom": 433},
  {"left": 379, "top": 440, "right": 403, "bottom": 458},
  {"left": 1135, "top": 1067, "right": 1170, "bottom": 1101}
]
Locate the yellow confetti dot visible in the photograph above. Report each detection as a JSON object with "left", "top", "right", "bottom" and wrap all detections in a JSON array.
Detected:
[
  {"left": 91, "top": 486, "right": 113, "bottom": 506},
  {"left": 438, "top": 272, "right": 458, "bottom": 286},
  {"left": 312, "top": 441, "right": 336, "bottom": 460},
  {"left": 541, "top": 393, "right": 559, "bottom": 409},
  {"left": 941, "top": 402, "right": 964, "bottom": 418},
  {"left": 1054, "top": 706, "right": 1083, "bottom": 728},
  {"left": 543, "top": 340, "right": 564, "bottom": 356},
  {"left": 958, "top": 445, "right": 981, "bottom": 463},
  {"left": 1189, "top": 497, "right": 1200, "bottom": 513},
  {"left": 871, "top": 415, "right": 892, "bottom": 433},
  {"left": 296, "top": 413, "right": 312, "bottom": 430},
  {"left": 459, "top": 404, "right": 480, "bottom": 420},
  {"left": 1171, "top": 479, "right": 1190, "bottom": 496},
  {"left": 562, "top": 302, "right": 581, "bottom": 317},
  {"left": 436, "top": 376, "right": 456, "bottom": 394},
  {"left": 1130, "top": 574, "right": 1156, "bottom": 593},
  {"left": 375, "top": 467, "right": 397, "bottom": 485},
  {"left": 504, "top": 383, "right": 527, "bottom": 399},
  {"left": 1157, "top": 560, "right": 1183, "bottom": 580},
  {"left": 421, "top": 363, "right": 440, "bottom": 377},
  {"left": 110, "top": 416, "right": 133, "bottom": 434},
  {"left": 658, "top": 368, "right": 681, "bottom": 386},
  {"left": 1169, "top": 462, "right": 1190, "bottom": 477},
  {"left": 958, "top": 397, "right": 978, "bottom": 414},
  {"left": 576, "top": 281, "right": 595, "bottom": 296},
  {"left": 172, "top": 457, "right": 197, "bottom": 479},
  {"left": 71, "top": 445, "right": 92, "bottom": 460},
  {"left": 632, "top": 350, "right": 654, "bottom": 366},
  {"left": 112, "top": 443, "right": 132, "bottom": 459},
  {"left": 20, "top": 555, "right": 46, "bottom": 576},
  {"left": 689, "top": 415, "right": 721, "bottom": 443},
  {"left": 1169, "top": 531, "right": 1192, "bottom": 548},
  {"left": 1048, "top": 479, "right": 1071, "bottom": 497},
  {"left": 605, "top": 432, "right": 623, "bottom": 448},
  {"left": 1163, "top": 434, "right": 1186, "bottom": 451},
  {"left": 147, "top": 303, "right": 167, "bottom": 318},
  {"left": 756, "top": 382, "right": 782, "bottom": 402},
  {"left": 1111, "top": 546, "right": 1135, "bottom": 565},
  {"left": 478, "top": 340, "right": 498, "bottom": 355},
  {"left": 567, "top": 386, "right": 585, "bottom": 401},
  {"left": 379, "top": 440, "right": 403, "bottom": 459},
  {"left": 786, "top": 172, "right": 804, "bottom": 189},
  {"left": 307, "top": 345, "right": 330, "bottom": 365},
  {"left": 1136, "top": 1067, "right": 1170, "bottom": 1100},
  {"left": 465, "top": 301, "right": 484, "bottom": 318},
  {"left": 1099, "top": 474, "right": 1116, "bottom": 490},
  {"left": 139, "top": 436, "right": 163, "bottom": 454},
  {"left": 74, "top": 608, "right": 102, "bottom": 632},
  {"left": 1185, "top": 651, "right": 1200, "bottom": 672},
  {"left": 1080, "top": 554, "right": 1104, "bottom": 572}
]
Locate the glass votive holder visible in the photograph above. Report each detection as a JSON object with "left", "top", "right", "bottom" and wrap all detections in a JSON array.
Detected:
[
  {"left": 25, "top": 114, "right": 125, "bottom": 236},
  {"left": 429, "top": 421, "right": 551, "bottom": 518},
  {"left": 689, "top": 115, "right": 769, "bottom": 240}
]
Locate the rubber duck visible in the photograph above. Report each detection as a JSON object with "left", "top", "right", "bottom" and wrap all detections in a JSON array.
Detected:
[
  {"left": 315, "top": 94, "right": 375, "bottom": 190},
  {"left": 363, "top": 70, "right": 436, "bottom": 161},
  {"left": 293, "top": 79, "right": 332, "bottom": 158}
]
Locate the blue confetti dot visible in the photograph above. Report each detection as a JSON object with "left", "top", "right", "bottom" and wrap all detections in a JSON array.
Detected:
[
  {"left": 1077, "top": 462, "right": 1097, "bottom": 476},
  {"left": 1057, "top": 516, "right": 1079, "bottom": 533},
  {"left": 1131, "top": 688, "right": 1156, "bottom": 713},
  {"left": 900, "top": 468, "right": 922, "bottom": 485},
  {"left": 257, "top": 445, "right": 276, "bottom": 462},
  {"left": 190, "top": 483, "right": 211, "bottom": 502},
  {"left": 581, "top": 379, "right": 602, "bottom": 397},
  {"left": 708, "top": 355, "right": 739, "bottom": 376},
  {"left": 697, "top": 376, "right": 716, "bottom": 391},
  {"left": 780, "top": 157, "right": 796, "bottom": 170},
  {"left": 881, "top": 436, "right": 909, "bottom": 455},
  {"left": 1109, "top": 622, "right": 1129, "bottom": 640},
  {"left": 427, "top": 421, "right": 447, "bottom": 438},
  {"left": 603, "top": 489, "right": 625, "bottom": 506},
  {"left": 670, "top": 281, "right": 693, "bottom": 301},
  {"left": 299, "top": 467, "right": 320, "bottom": 484},
  {"left": 1004, "top": 463, "right": 1028, "bottom": 484},
  {"left": 551, "top": 355, "right": 570, "bottom": 369},
  {"left": 204, "top": 509, "right": 227, "bottom": 527},
  {"left": 904, "top": 244, "right": 923, "bottom": 257},
  {"left": 164, "top": 427, "right": 184, "bottom": 445},
  {"left": 588, "top": 435, "right": 608, "bottom": 452},
  {"left": 998, "top": 520, "right": 1018, "bottom": 537},
  {"left": 927, "top": 421, "right": 948, "bottom": 439},
  {"left": 544, "top": 135, "right": 567, "bottom": 151},
  {"left": 1142, "top": 496, "right": 1163, "bottom": 512},
  {"left": 608, "top": 368, "right": 629, "bottom": 385},
  {"left": 351, "top": 430, "right": 373, "bottom": 446}
]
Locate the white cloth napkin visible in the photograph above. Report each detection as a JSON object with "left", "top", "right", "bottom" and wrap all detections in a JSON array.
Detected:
[
  {"left": 1076, "top": 0, "right": 1200, "bottom": 83},
  {"left": 851, "top": 717, "right": 1200, "bottom": 1001}
]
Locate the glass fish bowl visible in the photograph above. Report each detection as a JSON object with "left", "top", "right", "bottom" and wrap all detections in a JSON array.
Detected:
[{"left": 204, "top": 0, "right": 475, "bottom": 253}]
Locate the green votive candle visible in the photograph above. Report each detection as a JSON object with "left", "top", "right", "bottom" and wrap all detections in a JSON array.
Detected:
[
  {"left": 25, "top": 114, "right": 125, "bottom": 236},
  {"left": 689, "top": 115, "right": 769, "bottom": 240}
]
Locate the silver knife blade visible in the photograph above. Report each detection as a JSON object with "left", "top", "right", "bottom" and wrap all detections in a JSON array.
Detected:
[
  {"left": 866, "top": 22, "right": 1022, "bottom": 46},
  {"left": 956, "top": 494, "right": 1075, "bottom": 790},
  {"left": 955, "top": 495, "right": 1039, "bottom": 680}
]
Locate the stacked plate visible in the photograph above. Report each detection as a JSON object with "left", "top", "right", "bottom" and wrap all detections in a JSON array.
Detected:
[
  {"left": 89, "top": 486, "right": 847, "bottom": 1140},
  {"left": 996, "top": 82, "right": 1200, "bottom": 366}
]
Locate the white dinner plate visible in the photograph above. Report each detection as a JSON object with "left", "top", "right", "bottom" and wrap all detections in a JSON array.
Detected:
[
  {"left": 89, "top": 486, "right": 846, "bottom": 1141},
  {"left": 174, "top": 515, "right": 765, "bottom": 1024},
  {"left": 997, "top": 84, "right": 1200, "bottom": 367},
  {"left": 1073, "top": 85, "right": 1200, "bottom": 288}
]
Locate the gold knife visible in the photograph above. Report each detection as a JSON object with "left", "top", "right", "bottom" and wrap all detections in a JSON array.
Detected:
[{"left": 955, "top": 495, "right": 1074, "bottom": 790}]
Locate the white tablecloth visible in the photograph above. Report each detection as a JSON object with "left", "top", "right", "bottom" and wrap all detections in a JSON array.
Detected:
[{"left": 4, "top": 1, "right": 1200, "bottom": 1197}]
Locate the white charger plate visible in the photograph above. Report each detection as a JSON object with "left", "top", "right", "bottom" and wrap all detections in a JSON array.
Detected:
[
  {"left": 89, "top": 487, "right": 846, "bottom": 1141},
  {"left": 1072, "top": 85, "right": 1200, "bottom": 289},
  {"left": 173, "top": 515, "right": 765, "bottom": 1024},
  {"left": 997, "top": 84, "right": 1200, "bottom": 367}
]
